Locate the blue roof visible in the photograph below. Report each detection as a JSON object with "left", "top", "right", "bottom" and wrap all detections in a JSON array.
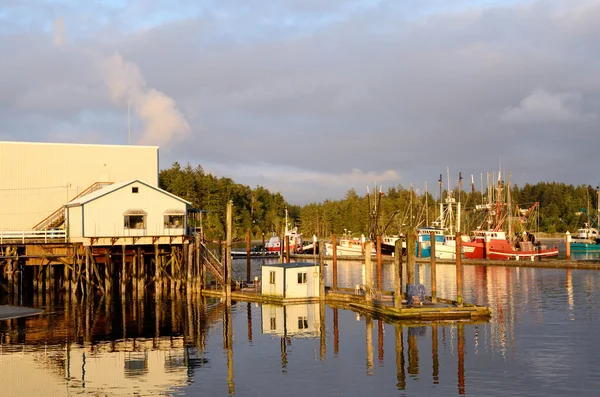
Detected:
[{"left": 263, "top": 262, "right": 319, "bottom": 269}]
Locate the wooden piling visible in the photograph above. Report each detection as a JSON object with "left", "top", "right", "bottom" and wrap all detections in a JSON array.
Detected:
[
  {"left": 246, "top": 230, "right": 251, "bottom": 283},
  {"left": 430, "top": 231, "right": 437, "bottom": 303},
  {"left": 104, "top": 248, "right": 111, "bottom": 293},
  {"left": 225, "top": 200, "right": 233, "bottom": 301},
  {"left": 285, "top": 235, "right": 290, "bottom": 263},
  {"left": 365, "top": 241, "right": 373, "bottom": 303},
  {"left": 394, "top": 239, "right": 403, "bottom": 309},
  {"left": 332, "top": 233, "right": 338, "bottom": 290},
  {"left": 565, "top": 232, "right": 571, "bottom": 260},
  {"left": 154, "top": 244, "right": 160, "bottom": 296},
  {"left": 406, "top": 231, "right": 416, "bottom": 287},
  {"left": 85, "top": 246, "right": 91, "bottom": 297},
  {"left": 121, "top": 245, "right": 126, "bottom": 295},
  {"left": 376, "top": 235, "right": 382, "bottom": 290},
  {"left": 484, "top": 234, "right": 490, "bottom": 259},
  {"left": 456, "top": 232, "right": 463, "bottom": 307},
  {"left": 319, "top": 241, "right": 325, "bottom": 299},
  {"left": 195, "top": 234, "right": 202, "bottom": 291}
]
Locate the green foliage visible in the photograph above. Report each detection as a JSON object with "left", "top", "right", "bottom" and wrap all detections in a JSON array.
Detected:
[{"left": 160, "top": 162, "right": 600, "bottom": 239}]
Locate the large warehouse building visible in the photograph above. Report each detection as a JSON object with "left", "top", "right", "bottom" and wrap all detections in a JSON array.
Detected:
[{"left": 0, "top": 141, "right": 159, "bottom": 230}]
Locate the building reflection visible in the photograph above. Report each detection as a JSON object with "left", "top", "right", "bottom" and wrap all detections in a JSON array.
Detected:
[{"left": 0, "top": 294, "right": 219, "bottom": 396}]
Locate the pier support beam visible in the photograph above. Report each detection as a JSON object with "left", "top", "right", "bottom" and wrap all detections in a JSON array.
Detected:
[
  {"left": 225, "top": 200, "right": 232, "bottom": 302},
  {"left": 565, "top": 232, "right": 571, "bottom": 260},
  {"left": 376, "top": 235, "right": 382, "bottom": 290},
  {"left": 406, "top": 231, "right": 416, "bottom": 288},
  {"left": 332, "top": 234, "right": 338, "bottom": 290}
]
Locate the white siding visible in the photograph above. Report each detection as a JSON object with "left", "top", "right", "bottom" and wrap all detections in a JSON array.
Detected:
[
  {"left": 77, "top": 182, "right": 187, "bottom": 238},
  {"left": 261, "top": 266, "right": 284, "bottom": 297},
  {"left": 0, "top": 141, "right": 158, "bottom": 230},
  {"left": 67, "top": 206, "right": 83, "bottom": 238},
  {"left": 285, "top": 266, "right": 320, "bottom": 298}
]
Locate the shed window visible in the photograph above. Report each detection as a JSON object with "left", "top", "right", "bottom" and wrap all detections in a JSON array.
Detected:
[
  {"left": 132, "top": 187, "right": 139, "bottom": 193},
  {"left": 297, "top": 272, "right": 307, "bottom": 284},
  {"left": 269, "top": 271, "right": 276, "bottom": 284},
  {"left": 298, "top": 316, "right": 308, "bottom": 330}
]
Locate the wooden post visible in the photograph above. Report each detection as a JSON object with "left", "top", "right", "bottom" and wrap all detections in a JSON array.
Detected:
[
  {"left": 121, "top": 245, "right": 127, "bottom": 295},
  {"left": 365, "top": 241, "right": 373, "bottom": 303},
  {"left": 195, "top": 234, "right": 202, "bottom": 290},
  {"left": 225, "top": 200, "right": 232, "bottom": 301},
  {"left": 285, "top": 235, "right": 290, "bottom": 263},
  {"left": 319, "top": 241, "right": 325, "bottom": 299},
  {"left": 394, "top": 239, "right": 403, "bottom": 309},
  {"left": 406, "top": 231, "right": 416, "bottom": 288},
  {"left": 456, "top": 232, "right": 463, "bottom": 307},
  {"left": 137, "top": 247, "right": 144, "bottom": 291},
  {"left": 246, "top": 230, "right": 251, "bottom": 283},
  {"left": 262, "top": 233, "right": 265, "bottom": 254},
  {"left": 376, "top": 235, "right": 382, "bottom": 291},
  {"left": 154, "top": 244, "right": 160, "bottom": 296},
  {"left": 280, "top": 232, "right": 285, "bottom": 263},
  {"left": 85, "top": 247, "right": 91, "bottom": 297},
  {"left": 332, "top": 233, "right": 338, "bottom": 290},
  {"left": 104, "top": 248, "right": 111, "bottom": 293},
  {"left": 484, "top": 234, "right": 490, "bottom": 259},
  {"left": 565, "top": 232, "right": 571, "bottom": 260},
  {"left": 430, "top": 231, "right": 437, "bottom": 304},
  {"left": 187, "top": 242, "right": 193, "bottom": 289}
]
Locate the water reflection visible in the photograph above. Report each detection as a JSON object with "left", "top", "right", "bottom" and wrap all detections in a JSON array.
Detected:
[{"left": 2, "top": 257, "right": 600, "bottom": 396}]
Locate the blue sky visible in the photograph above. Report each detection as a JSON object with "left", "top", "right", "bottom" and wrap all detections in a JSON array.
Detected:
[{"left": 1, "top": 0, "right": 600, "bottom": 203}]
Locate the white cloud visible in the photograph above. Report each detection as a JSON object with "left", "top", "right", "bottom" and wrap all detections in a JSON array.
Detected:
[{"left": 501, "top": 89, "right": 592, "bottom": 123}]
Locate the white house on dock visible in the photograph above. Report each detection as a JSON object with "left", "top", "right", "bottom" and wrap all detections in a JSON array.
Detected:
[
  {"left": 65, "top": 179, "right": 193, "bottom": 246},
  {"left": 261, "top": 262, "right": 320, "bottom": 300}
]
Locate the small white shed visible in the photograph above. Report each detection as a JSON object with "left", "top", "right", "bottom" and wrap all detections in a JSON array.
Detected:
[
  {"left": 65, "top": 179, "right": 192, "bottom": 241},
  {"left": 261, "top": 262, "right": 320, "bottom": 299}
]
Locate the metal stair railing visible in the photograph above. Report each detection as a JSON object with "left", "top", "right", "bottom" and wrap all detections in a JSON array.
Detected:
[{"left": 32, "top": 182, "right": 114, "bottom": 230}]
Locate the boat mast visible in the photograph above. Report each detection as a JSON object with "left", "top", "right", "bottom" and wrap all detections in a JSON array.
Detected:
[
  {"left": 458, "top": 172, "right": 462, "bottom": 233},
  {"left": 438, "top": 174, "right": 443, "bottom": 230},
  {"left": 507, "top": 173, "right": 512, "bottom": 238}
]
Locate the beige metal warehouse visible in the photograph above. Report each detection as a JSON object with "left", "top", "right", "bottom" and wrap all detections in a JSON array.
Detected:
[{"left": 0, "top": 141, "right": 159, "bottom": 231}]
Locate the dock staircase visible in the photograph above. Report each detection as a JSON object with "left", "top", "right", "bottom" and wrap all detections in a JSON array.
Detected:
[
  {"left": 198, "top": 242, "right": 225, "bottom": 285},
  {"left": 33, "top": 182, "right": 114, "bottom": 230}
]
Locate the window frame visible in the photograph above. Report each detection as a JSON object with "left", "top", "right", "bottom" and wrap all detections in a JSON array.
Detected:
[
  {"left": 297, "top": 272, "right": 307, "bottom": 284},
  {"left": 269, "top": 271, "right": 276, "bottom": 284}
]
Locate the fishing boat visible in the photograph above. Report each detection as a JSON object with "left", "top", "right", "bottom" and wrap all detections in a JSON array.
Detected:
[
  {"left": 264, "top": 209, "right": 303, "bottom": 253},
  {"left": 325, "top": 234, "right": 376, "bottom": 256},
  {"left": 461, "top": 173, "right": 558, "bottom": 260},
  {"left": 570, "top": 223, "right": 600, "bottom": 252},
  {"left": 417, "top": 227, "right": 462, "bottom": 259}
]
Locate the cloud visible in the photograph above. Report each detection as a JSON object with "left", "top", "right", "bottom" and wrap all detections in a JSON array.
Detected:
[
  {"left": 501, "top": 89, "right": 592, "bottom": 123},
  {"left": 99, "top": 53, "right": 191, "bottom": 147},
  {"left": 52, "top": 17, "right": 66, "bottom": 47}
]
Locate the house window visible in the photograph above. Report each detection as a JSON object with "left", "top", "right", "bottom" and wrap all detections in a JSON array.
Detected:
[
  {"left": 298, "top": 316, "right": 308, "bottom": 330},
  {"left": 297, "top": 272, "right": 307, "bottom": 284},
  {"left": 132, "top": 187, "right": 139, "bottom": 193},
  {"left": 124, "top": 209, "right": 147, "bottom": 229},
  {"left": 270, "top": 316, "right": 276, "bottom": 330},
  {"left": 164, "top": 215, "right": 184, "bottom": 228}
]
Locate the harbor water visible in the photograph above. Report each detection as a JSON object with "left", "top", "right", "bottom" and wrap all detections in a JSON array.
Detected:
[{"left": 2, "top": 257, "right": 600, "bottom": 396}]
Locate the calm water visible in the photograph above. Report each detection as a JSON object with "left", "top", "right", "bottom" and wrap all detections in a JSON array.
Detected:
[{"left": 2, "top": 257, "right": 600, "bottom": 396}]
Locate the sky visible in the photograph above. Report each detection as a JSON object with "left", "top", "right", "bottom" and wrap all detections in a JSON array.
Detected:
[{"left": 2, "top": 0, "right": 600, "bottom": 204}]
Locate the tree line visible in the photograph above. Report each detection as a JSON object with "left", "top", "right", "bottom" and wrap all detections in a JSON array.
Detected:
[{"left": 159, "top": 162, "right": 599, "bottom": 240}]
